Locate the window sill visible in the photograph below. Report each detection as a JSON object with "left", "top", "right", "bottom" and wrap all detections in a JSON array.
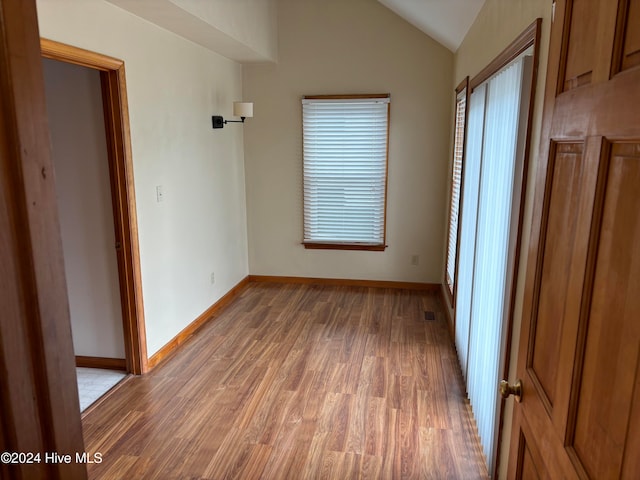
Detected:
[{"left": 302, "top": 242, "right": 387, "bottom": 252}]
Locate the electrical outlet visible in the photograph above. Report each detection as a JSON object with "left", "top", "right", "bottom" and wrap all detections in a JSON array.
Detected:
[
  {"left": 210, "top": 272, "right": 215, "bottom": 285},
  {"left": 411, "top": 254, "right": 419, "bottom": 266}
]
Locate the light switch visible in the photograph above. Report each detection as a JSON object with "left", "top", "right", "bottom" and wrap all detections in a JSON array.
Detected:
[{"left": 156, "top": 185, "right": 164, "bottom": 203}]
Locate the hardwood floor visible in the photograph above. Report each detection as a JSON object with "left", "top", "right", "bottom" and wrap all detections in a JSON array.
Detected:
[{"left": 82, "top": 282, "right": 488, "bottom": 479}]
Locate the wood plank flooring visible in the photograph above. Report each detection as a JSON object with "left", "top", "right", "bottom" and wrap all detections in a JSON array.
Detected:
[{"left": 82, "top": 282, "right": 488, "bottom": 479}]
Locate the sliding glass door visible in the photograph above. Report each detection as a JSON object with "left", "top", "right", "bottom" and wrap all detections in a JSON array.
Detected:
[{"left": 455, "top": 54, "right": 533, "bottom": 473}]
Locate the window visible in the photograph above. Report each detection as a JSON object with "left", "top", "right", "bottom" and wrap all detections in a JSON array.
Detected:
[
  {"left": 445, "top": 79, "right": 468, "bottom": 298},
  {"left": 302, "top": 94, "right": 390, "bottom": 251}
]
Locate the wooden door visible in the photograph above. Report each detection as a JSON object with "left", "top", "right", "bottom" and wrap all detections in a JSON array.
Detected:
[
  {"left": 507, "top": 0, "right": 640, "bottom": 478},
  {"left": 0, "top": 0, "right": 87, "bottom": 478}
]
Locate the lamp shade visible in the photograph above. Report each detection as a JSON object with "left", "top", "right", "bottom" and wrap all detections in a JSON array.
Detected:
[{"left": 233, "top": 102, "right": 253, "bottom": 118}]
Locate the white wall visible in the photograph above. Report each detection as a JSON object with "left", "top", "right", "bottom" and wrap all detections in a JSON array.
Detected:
[
  {"left": 43, "top": 58, "right": 125, "bottom": 359},
  {"left": 37, "top": 0, "right": 249, "bottom": 357},
  {"left": 451, "top": 0, "right": 553, "bottom": 477},
  {"left": 243, "top": 0, "right": 453, "bottom": 283}
]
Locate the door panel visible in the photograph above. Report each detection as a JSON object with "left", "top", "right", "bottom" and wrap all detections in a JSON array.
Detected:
[
  {"left": 520, "top": 441, "right": 541, "bottom": 480},
  {"left": 513, "top": 418, "right": 552, "bottom": 480},
  {"left": 520, "top": 445, "right": 539, "bottom": 480},
  {"left": 562, "top": 0, "right": 599, "bottom": 91},
  {"left": 508, "top": 1, "right": 640, "bottom": 478},
  {"left": 529, "top": 142, "right": 586, "bottom": 411},
  {"left": 569, "top": 142, "right": 640, "bottom": 478},
  {"left": 616, "top": 0, "right": 640, "bottom": 71}
]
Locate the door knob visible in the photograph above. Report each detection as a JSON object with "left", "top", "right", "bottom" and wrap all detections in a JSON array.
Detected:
[{"left": 499, "top": 379, "right": 522, "bottom": 402}]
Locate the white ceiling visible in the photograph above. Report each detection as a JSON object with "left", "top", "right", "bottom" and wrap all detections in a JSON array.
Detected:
[{"left": 377, "top": 0, "right": 486, "bottom": 52}]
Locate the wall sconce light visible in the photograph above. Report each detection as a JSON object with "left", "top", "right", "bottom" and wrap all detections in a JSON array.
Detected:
[{"left": 212, "top": 102, "right": 253, "bottom": 129}]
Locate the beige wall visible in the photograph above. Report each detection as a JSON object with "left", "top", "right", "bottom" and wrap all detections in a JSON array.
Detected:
[
  {"left": 43, "top": 58, "right": 126, "bottom": 359},
  {"left": 243, "top": 0, "right": 453, "bottom": 283},
  {"left": 451, "top": 0, "right": 553, "bottom": 476},
  {"left": 37, "top": 0, "right": 249, "bottom": 357},
  {"left": 105, "top": 0, "right": 278, "bottom": 63},
  {"left": 171, "top": 0, "right": 278, "bottom": 62}
]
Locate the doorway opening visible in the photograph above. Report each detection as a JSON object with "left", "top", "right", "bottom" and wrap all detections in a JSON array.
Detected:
[{"left": 41, "top": 39, "right": 147, "bottom": 391}]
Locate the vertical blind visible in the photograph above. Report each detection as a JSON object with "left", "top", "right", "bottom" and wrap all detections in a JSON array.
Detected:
[
  {"left": 455, "top": 55, "right": 531, "bottom": 474},
  {"left": 466, "top": 58, "right": 525, "bottom": 474},
  {"left": 445, "top": 87, "right": 467, "bottom": 296},
  {"left": 455, "top": 83, "right": 486, "bottom": 380},
  {"left": 302, "top": 97, "right": 390, "bottom": 244}
]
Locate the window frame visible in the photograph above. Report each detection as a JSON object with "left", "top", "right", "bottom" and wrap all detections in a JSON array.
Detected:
[
  {"left": 445, "top": 78, "right": 470, "bottom": 302},
  {"left": 301, "top": 93, "right": 390, "bottom": 252}
]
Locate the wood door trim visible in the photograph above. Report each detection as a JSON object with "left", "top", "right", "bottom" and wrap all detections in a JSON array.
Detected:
[
  {"left": 41, "top": 39, "right": 148, "bottom": 374},
  {"left": 75, "top": 356, "right": 127, "bottom": 371},
  {"left": 470, "top": 19, "right": 542, "bottom": 92},
  {"left": 440, "top": 284, "right": 455, "bottom": 340},
  {"left": 41, "top": 38, "right": 123, "bottom": 70}
]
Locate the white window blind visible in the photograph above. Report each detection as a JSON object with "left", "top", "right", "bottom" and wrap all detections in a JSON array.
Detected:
[
  {"left": 302, "top": 96, "right": 390, "bottom": 246},
  {"left": 445, "top": 87, "right": 467, "bottom": 296}
]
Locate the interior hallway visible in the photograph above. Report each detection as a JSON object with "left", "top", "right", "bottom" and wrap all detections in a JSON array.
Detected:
[{"left": 82, "top": 281, "right": 488, "bottom": 479}]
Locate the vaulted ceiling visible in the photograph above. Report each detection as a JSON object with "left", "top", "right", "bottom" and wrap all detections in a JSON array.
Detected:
[
  {"left": 377, "top": 0, "right": 486, "bottom": 52},
  {"left": 105, "top": 0, "right": 485, "bottom": 63}
]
